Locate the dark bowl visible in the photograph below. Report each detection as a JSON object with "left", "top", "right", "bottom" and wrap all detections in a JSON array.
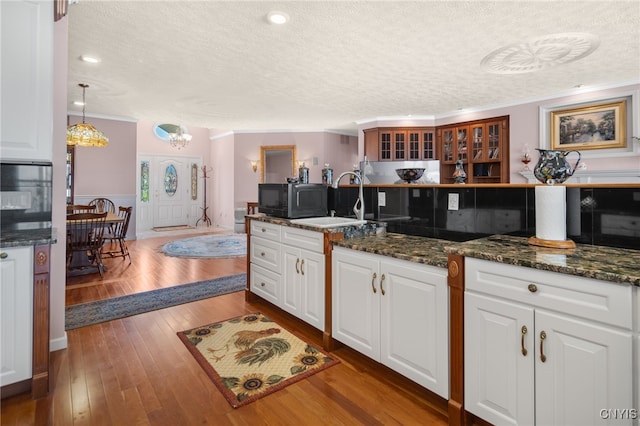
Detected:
[
  {"left": 286, "top": 177, "right": 299, "bottom": 184},
  {"left": 395, "top": 168, "right": 425, "bottom": 183}
]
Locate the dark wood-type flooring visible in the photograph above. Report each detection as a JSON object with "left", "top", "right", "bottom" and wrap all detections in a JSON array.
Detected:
[{"left": 1, "top": 232, "right": 448, "bottom": 425}]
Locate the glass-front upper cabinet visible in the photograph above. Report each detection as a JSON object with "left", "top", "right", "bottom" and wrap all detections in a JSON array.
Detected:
[
  {"left": 363, "top": 127, "right": 436, "bottom": 162},
  {"left": 457, "top": 127, "right": 468, "bottom": 162},
  {"left": 471, "top": 124, "right": 484, "bottom": 161},
  {"left": 442, "top": 128, "right": 454, "bottom": 163}
]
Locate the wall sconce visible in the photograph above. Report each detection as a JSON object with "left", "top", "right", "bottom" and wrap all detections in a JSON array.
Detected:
[{"left": 250, "top": 160, "right": 258, "bottom": 173}]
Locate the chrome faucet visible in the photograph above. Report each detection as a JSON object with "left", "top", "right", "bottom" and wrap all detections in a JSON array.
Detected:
[{"left": 332, "top": 171, "right": 364, "bottom": 221}]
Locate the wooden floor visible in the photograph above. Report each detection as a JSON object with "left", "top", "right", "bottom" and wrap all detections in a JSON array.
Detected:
[{"left": 1, "top": 232, "right": 449, "bottom": 425}]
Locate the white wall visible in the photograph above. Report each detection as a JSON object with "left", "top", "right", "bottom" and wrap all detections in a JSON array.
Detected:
[{"left": 211, "top": 132, "right": 236, "bottom": 230}]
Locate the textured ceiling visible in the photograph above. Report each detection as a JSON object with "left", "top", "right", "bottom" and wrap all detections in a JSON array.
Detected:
[{"left": 67, "top": 1, "right": 640, "bottom": 133}]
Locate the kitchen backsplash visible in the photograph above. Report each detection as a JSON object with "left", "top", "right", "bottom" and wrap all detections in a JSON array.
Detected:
[{"left": 330, "top": 186, "right": 640, "bottom": 250}]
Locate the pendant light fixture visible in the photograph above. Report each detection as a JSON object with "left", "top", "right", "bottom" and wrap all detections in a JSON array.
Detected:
[
  {"left": 168, "top": 124, "right": 192, "bottom": 149},
  {"left": 67, "top": 83, "right": 109, "bottom": 147}
]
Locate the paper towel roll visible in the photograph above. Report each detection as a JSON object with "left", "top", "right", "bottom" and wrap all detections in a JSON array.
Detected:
[{"left": 535, "top": 185, "right": 566, "bottom": 241}]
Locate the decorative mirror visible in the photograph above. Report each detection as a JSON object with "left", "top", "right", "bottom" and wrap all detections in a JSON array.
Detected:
[{"left": 260, "top": 145, "right": 297, "bottom": 183}]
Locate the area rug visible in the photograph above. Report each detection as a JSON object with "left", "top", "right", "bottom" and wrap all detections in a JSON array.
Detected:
[
  {"left": 162, "top": 234, "right": 246, "bottom": 258},
  {"left": 177, "top": 312, "right": 340, "bottom": 408},
  {"left": 65, "top": 273, "right": 246, "bottom": 330}
]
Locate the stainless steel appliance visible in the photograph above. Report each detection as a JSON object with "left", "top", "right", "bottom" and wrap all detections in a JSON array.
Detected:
[
  {"left": 258, "top": 183, "right": 327, "bottom": 218},
  {"left": 0, "top": 160, "right": 53, "bottom": 230},
  {"left": 360, "top": 160, "right": 440, "bottom": 184}
]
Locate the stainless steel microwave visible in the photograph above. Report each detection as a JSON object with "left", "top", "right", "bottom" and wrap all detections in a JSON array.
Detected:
[{"left": 258, "top": 183, "right": 327, "bottom": 219}]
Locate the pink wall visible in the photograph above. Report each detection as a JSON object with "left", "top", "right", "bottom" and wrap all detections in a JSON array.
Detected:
[
  {"left": 230, "top": 131, "right": 358, "bottom": 210},
  {"left": 69, "top": 116, "right": 137, "bottom": 197},
  {"left": 357, "top": 84, "right": 639, "bottom": 183},
  {"left": 211, "top": 132, "right": 235, "bottom": 229}
]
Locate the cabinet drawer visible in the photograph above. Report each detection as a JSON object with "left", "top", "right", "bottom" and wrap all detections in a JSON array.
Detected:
[
  {"left": 251, "top": 263, "right": 280, "bottom": 305},
  {"left": 250, "top": 220, "right": 281, "bottom": 242},
  {"left": 282, "top": 226, "right": 324, "bottom": 253},
  {"left": 250, "top": 236, "right": 281, "bottom": 273},
  {"left": 466, "top": 258, "right": 632, "bottom": 329}
]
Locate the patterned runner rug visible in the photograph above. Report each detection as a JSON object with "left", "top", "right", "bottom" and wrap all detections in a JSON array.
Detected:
[
  {"left": 177, "top": 312, "right": 340, "bottom": 408},
  {"left": 65, "top": 274, "right": 247, "bottom": 330},
  {"left": 162, "top": 234, "right": 246, "bottom": 258}
]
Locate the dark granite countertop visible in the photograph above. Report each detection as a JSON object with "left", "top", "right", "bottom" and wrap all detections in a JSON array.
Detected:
[
  {"left": 251, "top": 215, "right": 640, "bottom": 287},
  {"left": 444, "top": 234, "right": 640, "bottom": 287},
  {"left": 335, "top": 233, "right": 640, "bottom": 286},
  {"left": 333, "top": 233, "right": 451, "bottom": 269},
  {"left": 0, "top": 227, "right": 58, "bottom": 248}
]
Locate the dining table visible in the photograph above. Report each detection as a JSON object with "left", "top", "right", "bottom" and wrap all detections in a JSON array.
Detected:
[{"left": 66, "top": 212, "right": 125, "bottom": 277}]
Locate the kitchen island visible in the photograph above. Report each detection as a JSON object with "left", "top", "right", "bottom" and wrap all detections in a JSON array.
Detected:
[{"left": 248, "top": 213, "right": 639, "bottom": 425}]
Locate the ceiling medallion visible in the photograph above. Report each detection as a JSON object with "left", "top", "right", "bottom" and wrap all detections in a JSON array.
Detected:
[{"left": 480, "top": 32, "right": 600, "bottom": 74}]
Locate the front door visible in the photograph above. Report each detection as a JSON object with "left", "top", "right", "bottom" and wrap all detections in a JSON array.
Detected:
[{"left": 154, "top": 157, "right": 190, "bottom": 228}]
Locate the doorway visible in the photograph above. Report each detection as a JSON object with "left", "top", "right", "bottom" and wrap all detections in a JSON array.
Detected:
[{"left": 137, "top": 154, "right": 202, "bottom": 234}]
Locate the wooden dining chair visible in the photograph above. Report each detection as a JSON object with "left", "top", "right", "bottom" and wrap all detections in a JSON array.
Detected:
[
  {"left": 67, "top": 204, "right": 96, "bottom": 214},
  {"left": 88, "top": 197, "right": 116, "bottom": 213},
  {"left": 66, "top": 212, "right": 108, "bottom": 278},
  {"left": 102, "top": 206, "right": 132, "bottom": 263}
]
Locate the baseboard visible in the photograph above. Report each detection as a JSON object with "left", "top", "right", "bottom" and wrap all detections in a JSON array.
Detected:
[{"left": 50, "top": 332, "right": 68, "bottom": 351}]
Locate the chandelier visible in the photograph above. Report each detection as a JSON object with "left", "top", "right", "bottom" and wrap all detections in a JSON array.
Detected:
[
  {"left": 66, "top": 83, "right": 109, "bottom": 147},
  {"left": 168, "top": 125, "right": 192, "bottom": 149}
]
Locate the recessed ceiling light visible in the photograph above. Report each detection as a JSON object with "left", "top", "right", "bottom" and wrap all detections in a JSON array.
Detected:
[
  {"left": 80, "top": 55, "right": 100, "bottom": 63},
  {"left": 73, "top": 101, "right": 85, "bottom": 106},
  {"left": 267, "top": 11, "right": 289, "bottom": 25}
]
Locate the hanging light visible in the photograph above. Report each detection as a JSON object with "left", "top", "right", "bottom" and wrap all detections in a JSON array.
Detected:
[
  {"left": 67, "top": 83, "right": 109, "bottom": 147},
  {"left": 168, "top": 125, "right": 192, "bottom": 149}
]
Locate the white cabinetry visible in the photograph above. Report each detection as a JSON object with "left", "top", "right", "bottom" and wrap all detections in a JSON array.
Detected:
[
  {"left": 332, "top": 246, "right": 449, "bottom": 398},
  {"left": 465, "top": 258, "right": 634, "bottom": 426},
  {"left": 250, "top": 221, "right": 282, "bottom": 305},
  {"left": 281, "top": 227, "right": 325, "bottom": 330},
  {"left": 0, "top": 0, "right": 53, "bottom": 161},
  {"left": 249, "top": 220, "right": 326, "bottom": 331},
  {"left": 0, "top": 247, "right": 33, "bottom": 386}
]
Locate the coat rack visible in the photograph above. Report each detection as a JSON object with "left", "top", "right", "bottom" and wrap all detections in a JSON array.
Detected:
[{"left": 196, "top": 165, "right": 212, "bottom": 227}]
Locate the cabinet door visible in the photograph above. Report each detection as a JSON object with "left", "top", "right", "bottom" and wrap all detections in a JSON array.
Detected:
[
  {"left": 380, "top": 131, "right": 392, "bottom": 160},
  {"left": 380, "top": 259, "right": 449, "bottom": 398},
  {"left": 0, "top": 246, "right": 33, "bottom": 386},
  {"left": 282, "top": 245, "right": 302, "bottom": 317},
  {"left": 0, "top": 0, "right": 53, "bottom": 161},
  {"left": 470, "top": 123, "right": 484, "bottom": 162},
  {"left": 299, "top": 250, "right": 325, "bottom": 330},
  {"left": 535, "top": 310, "right": 633, "bottom": 426},
  {"left": 332, "top": 247, "right": 380, "bottom": 359},
  {"left": 465, "top": 292, "right": 535, "bottom": 426},
  {"left": 407, "top": 130, "right": 421, "bottom": 160},
  {"left": 422, "top": 130, "right": 435, "bottom": 159},
  {"left": 441, "top": 128, "right": 455, "bottom": 163},
  {"left": 392, "top": 131, "right": 407, "bottom": 160}
]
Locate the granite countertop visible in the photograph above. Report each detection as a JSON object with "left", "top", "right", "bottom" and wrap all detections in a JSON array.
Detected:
[
  {"left": 251, "top": 215, "right": 640, "bottom": 287},
  {"left": 444, "top": 234, "right": 640, "bottom": 287},
  {"left": 333, "top": 232, "right": 451, "bottom": 269},
  {"left": 0, "top": 227, "right": 58, "bottom": 248},
  {"left": 333, "top": 231, "right": 640, "bottom": 286}
]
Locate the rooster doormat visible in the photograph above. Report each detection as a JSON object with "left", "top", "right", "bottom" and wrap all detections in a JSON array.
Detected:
[{"left": 177, "top": 312, "right": 340, "bottom": 408}]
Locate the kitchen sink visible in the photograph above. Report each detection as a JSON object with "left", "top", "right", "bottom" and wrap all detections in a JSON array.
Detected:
[{"left": 289, "top": 216, "right": 367, "bottom": 228}]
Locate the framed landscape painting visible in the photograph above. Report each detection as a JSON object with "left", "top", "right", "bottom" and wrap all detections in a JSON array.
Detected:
[{"left": 550, "top": 100, "right": 626, "bottom": 151}]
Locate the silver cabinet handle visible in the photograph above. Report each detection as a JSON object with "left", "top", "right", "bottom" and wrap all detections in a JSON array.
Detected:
[
  {"left": 295, "top": 258, "right": 300, "bottom": 274},
  {"left": 300, "top": 259, "right": 305, "bottom": 275},
  {"left": 0, "top": 252, "right": 7, "bottom": 259}
]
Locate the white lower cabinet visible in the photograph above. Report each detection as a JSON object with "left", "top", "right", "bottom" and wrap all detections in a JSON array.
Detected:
[
  {"left": 249, "top": 220, "right": 326, "bottom": 331},
  {"left": 0, "top": 246, "right": 33, "bottom": 386},
  {"left": 282, "top": 245, "right": 325, "bottom": 330},
  {"left": 332, "top": 246, "right": 449, "bottom": 398},
  {"left": 465, "top": 258, "right": 634, "bottom": 426}
]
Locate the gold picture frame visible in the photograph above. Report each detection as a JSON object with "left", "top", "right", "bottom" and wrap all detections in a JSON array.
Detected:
[{"left": 550, "top": 100, "right": 626, "bottom": 151}]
